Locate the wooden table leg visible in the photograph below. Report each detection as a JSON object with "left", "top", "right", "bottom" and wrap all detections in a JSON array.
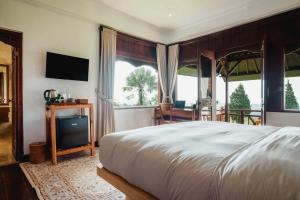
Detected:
[
  {"left": 89, "top": 105, "right": 95, "bottom": 156},
  {"left": 81, "top": 108, "right": 85, "bottom": 116},
  {"left": 50, "top": 107, "right": 57, "bottom": 164},
  {"left": 45, "top": 110, "right": 51, "bottom": 157}
]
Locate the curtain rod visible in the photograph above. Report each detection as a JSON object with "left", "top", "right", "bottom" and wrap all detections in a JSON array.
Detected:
[
  {"left": 99, "top": 24, "right": 166, "bottom": 46},
  {"left": 99, "top": 24, "right": 165, "bottom": 45}
]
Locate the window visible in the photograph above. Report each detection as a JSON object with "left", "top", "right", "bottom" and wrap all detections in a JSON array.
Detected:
[
  {"left": 284, "top": 47, "right": 300, "bottom": 111},
  {"left": 113, "top": 61, "right": 158, "bottom": 107}
]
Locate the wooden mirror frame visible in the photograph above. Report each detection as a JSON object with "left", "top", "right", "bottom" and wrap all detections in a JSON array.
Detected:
[{"left": 0, "top": 64, "right": 10, "bottom": 105}]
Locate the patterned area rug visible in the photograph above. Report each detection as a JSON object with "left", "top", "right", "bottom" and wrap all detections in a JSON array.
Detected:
[{"left": 20, "top": 152, "right": 125, "bottom": 200}]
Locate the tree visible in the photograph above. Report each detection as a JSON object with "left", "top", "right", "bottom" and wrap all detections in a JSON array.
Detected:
[
  {"left": 123, "top": 67, "right": 157, "bottom": 106},
  {"left": 229, "top": 83, "right": 251, "bottom": 123},
  {"left": 285, "top": 80, "right": 299, "bottom": 110}
]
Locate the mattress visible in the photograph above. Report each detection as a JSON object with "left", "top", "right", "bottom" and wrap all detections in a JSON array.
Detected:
[{"left": 99, "top": 121, "right": 300, "bottom": 200}]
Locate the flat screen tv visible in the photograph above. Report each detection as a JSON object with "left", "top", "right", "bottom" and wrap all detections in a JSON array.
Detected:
[{"left": 46, "top": 52, "right": 89, "bottom": 81}]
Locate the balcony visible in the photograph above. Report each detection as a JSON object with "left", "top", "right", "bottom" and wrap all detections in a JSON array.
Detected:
[{"left": 215, "top": 108, "right": 262, "bottom": 125}]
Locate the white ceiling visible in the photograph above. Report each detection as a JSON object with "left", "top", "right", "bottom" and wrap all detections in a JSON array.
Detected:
[
  {"left": 23, "top": 0, "right": 300, "bottom": 43},
  {"left": 99, "top": 0, "right": 300, "bottom": 32}
]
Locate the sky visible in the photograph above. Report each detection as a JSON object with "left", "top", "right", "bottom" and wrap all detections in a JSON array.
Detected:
[{"left": 114, "top": 60, "right": 300, "bottom": 109}]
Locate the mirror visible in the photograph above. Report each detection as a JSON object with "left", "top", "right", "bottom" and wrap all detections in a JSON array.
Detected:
[{"left": 0, "top": 65, "right": 9, "bottom": 105}]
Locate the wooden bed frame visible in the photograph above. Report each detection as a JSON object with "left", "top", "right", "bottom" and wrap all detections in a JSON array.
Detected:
[{"left": 97, "top": 167, "right": 157, "bottom": 200}]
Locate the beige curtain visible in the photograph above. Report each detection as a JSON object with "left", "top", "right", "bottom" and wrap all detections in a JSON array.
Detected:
[
  {"left": 97, "top": 28, "right": 117, "bottom": 140},
  {"left": 156, "top": 44, "right": 168, "bottom": 103},
  {"left": 167, "top": 44, "right": 179, "bottom": 103}
]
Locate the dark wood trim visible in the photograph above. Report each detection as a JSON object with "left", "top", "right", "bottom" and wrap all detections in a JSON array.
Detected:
[
  {"left": 0, "top": 27, "right": 23, "bottom": 162},
  {"left": 116, "top": 32, "right": 157, "bottom": 66},
  {"left": 99, "top": 25, "right": 158, "bottom": 67}
]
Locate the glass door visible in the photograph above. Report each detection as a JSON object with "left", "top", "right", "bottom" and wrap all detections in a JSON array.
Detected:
[
  {"left": 177, "top": 65, "right": 199, "bottom": 109},
  {"left": 176, "top": 53, "right": 215, "bottom": 121},
  {"left": 198, "top": 55, "right": 213, "bottom": 121}
]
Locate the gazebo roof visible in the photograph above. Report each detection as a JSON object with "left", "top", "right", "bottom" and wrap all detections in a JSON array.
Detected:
[
  {"left": 178, "top": 49, "right": 300, "bottom": 82},
  {"left": 285, "top": 48, "right": 300, "bottom": 78},
  {"left": 216, "top": 50, "right": 262, "bottom": 82},
  {"left": 178, "top": 65, "right": 197, "bottom": 77}
]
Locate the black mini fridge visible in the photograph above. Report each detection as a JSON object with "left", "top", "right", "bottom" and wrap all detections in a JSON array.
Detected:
[{"left": 56, "top": 115, "right": 89, "bottom": 149}]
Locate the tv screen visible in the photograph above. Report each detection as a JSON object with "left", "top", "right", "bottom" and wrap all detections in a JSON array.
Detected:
[{"left": 46, "top": 52, "right": 89, "bottom": 81}]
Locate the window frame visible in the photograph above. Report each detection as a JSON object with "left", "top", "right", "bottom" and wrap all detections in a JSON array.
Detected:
[
  {"left": 176, "top": 64, "right": 198, "bottom": 108},
  {"left": 113, "top": 60, "right": 160, "bottom": 108},
  {"left": 282, "top": 44, "right": 300, "bottom": 113}
]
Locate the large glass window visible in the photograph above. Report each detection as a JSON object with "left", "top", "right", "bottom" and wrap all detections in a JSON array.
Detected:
[
  {"left": 113, "top": 61, "right": 158, "bottom": 107},
  {"left": 177, "top": 65, "right": 198, "bottom": 108},
  {"left": 284, "top": 47, "right": 300, "bottom": 111}
]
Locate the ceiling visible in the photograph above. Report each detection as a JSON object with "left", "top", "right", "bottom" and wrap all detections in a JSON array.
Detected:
[{"left": 99, "top": 0, "right": 300, "bottom": 31}]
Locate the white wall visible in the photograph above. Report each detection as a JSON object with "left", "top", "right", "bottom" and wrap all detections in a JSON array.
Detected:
[
  {"left": 115, "top": 108, "right": 155, "bottom": 132},
  {"left": 0, "top": 0, "right": 98, "bottom": 154},
  {"left": 266, "top": 112, "right": 300, "bottom": 127},
  {"left": 0, "top": 0, "right": 161, "bottom": 154},
  {"left": 18, "top": 0, "right": 168, "bottom": 43}
]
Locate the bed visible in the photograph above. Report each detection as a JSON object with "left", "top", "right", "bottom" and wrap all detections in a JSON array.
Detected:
[{"left": 98, "top": 121, "right": 300, "bottom": 200}]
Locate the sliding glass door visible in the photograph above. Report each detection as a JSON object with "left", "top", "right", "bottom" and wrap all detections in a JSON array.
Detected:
[
  {"left": 198, "top": 55, "right": 213, "bottom": 121},
  {"left": 176, "top": 52, "right": 215, "bottom": 121}
]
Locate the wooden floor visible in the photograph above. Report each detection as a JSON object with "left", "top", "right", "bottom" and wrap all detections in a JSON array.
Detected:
[
  {"left": 0, "top": 123, "right": 16, "bottom": 166},
  {"left": 0, "top": 164, "right": 38, "bottom": 200}
]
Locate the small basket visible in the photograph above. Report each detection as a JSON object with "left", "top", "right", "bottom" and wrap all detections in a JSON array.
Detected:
[{"left": 29, "top": 142, "right": 47, "bottom": 164}]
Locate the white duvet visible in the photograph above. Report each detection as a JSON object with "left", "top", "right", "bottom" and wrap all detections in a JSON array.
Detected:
[{"left": 99, "top": 121, "right": 300, "bottom": 200}]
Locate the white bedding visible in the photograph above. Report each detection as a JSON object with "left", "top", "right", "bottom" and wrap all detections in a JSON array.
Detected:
[{"left": 99, "top": 121, "right": 300, "bottom": 200}]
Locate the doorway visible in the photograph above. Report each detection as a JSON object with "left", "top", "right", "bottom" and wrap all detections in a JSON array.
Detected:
[
  {"left": 0, "top": 59, "right": 14, "bottom": 165},
  {"left": 198, "top": 54, "right": 214, "bottom": 121},
  {"left": 216, "top": 50, "right": 264, "bottom": 125},
  {"left": 0, "top": 28, "right": 23, "bottom": 165},
  {"left": 176, "top": 51, "right": 216, "bottom": 121}
]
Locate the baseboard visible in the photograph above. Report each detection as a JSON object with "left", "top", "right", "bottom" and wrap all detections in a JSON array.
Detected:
[{"left": 22, "top": 154, "right": 30, "bottom": 162}]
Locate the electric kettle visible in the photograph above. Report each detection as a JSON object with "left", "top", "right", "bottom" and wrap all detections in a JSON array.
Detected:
[{"left": 44, "top": 89, "right": 58, "bottom": 103}]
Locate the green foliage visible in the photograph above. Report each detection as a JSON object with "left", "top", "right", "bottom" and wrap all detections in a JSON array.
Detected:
[
  {"left": 285, "top": 80, "right": 299, "bottom": 110},
  {"left": 229, "top": 83, "right": 251, "bottom": 123},
  {"left": 123, "top": 67, "right": 157, "bottom": 106}
]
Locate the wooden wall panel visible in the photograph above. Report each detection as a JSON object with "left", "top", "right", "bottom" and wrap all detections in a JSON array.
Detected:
[
  {"left": 178, "top": 8, "right": 300, "bottom": 113},
  {"left": 264, "top": 30, "right": 284, "bottom": 112},
  {"left": 116, "top": 33, "right": 157, "bottom": 66},
  {"left": 179, "top": 41, "right": 198, "bottom": 66}
]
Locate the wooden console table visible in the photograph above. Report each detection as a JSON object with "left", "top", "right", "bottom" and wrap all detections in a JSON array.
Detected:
[{"left": 45, "top": 103, "right": 96, "bottom": 164}]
